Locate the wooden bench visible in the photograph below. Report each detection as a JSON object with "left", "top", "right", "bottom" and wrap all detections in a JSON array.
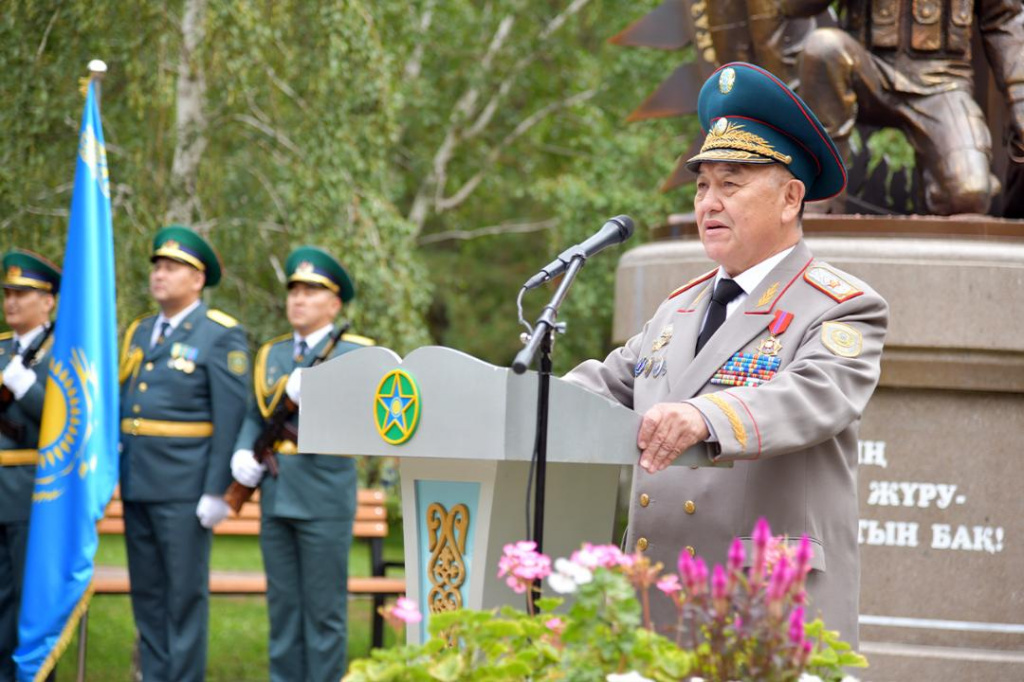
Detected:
[{"left": 94, "top": 488, "right": 406, "bottom": 648}]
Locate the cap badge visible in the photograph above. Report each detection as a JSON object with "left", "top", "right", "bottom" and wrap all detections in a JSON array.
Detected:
[
  {"left": 163, "top": 239, "right": 180, "bottom": 251},
  {"left": 712, "top": 118, "right": 729, "bottom": 136},
  {"left": 296, "top": 261, "right": 315, "bottom": 275},
  {"left": 719, "top": 67, "right": 736, "bottom": 94},
  {"left": 7, "top": 266, "right": 21, "bottom": 279}
]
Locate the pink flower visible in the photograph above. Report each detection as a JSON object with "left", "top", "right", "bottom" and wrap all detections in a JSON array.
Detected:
[
  {"left": 498, "top": 540, "right": 552, "bottom": 594},
  {"left": 656, "top": 574, "right": 682, "bottom": 596},
  {"left": 572, "top": 543, "right": 631, "bottom": 570},
  {"left": 751, "top": 518, "right": 772, "bottom": 581},
  {"left": 795, "top": 535, "right": 813, "bottom": 577},
  {"left": 545, "top": 616, "right": 565, "bottom": 634},
  {"left": 391, "top": 597, "right": 422, "bottom": 624},
  {"left": 767, "top": 555, "right": 792, "bottom": 603}
]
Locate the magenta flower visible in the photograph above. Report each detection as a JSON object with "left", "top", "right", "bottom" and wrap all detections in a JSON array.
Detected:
[
  {"left": 751, "top": 517, "right": 772, "bottom": 582},
  {"left": 794, "top": 535, "right": 813, "bottom": 577},
  {"left": 391, "top": 597, "right": 423, "bottom": 624},
  {"left": 767, "top": 555, "right": 792, "bottom": 603},
  {"left": 788, "top": 606, "right": 805, "bottom": 646},
  {"left": 727, "top": 537, "right": 745, "bottom": 573}
]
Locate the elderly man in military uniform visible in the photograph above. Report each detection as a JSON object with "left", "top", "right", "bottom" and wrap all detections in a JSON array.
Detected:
[
  {"left": 119, "top": 225, "right": 250, "bottom": 682},
  {"left": 787, "top": 0, "right": 1024, "bottom": 214},
  {"left": 229, "top": 246, "right": 372, "bottom": 682},
  {"left": 0, "top": 251, "right": 59, "bottom": 682},
  {"left": 566, "top": 63, "right": 889, "bottom": 646}
]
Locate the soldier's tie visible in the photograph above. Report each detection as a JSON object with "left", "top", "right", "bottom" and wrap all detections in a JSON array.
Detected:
[
  {"left": 295, "top": 339, "right": 309, "bottom": 363},
  {"left": 695, "top": 278, "right": 744, "bottom": 354},
  {"left": 154, "top": 321, "right": 171, "bottom": 347}
]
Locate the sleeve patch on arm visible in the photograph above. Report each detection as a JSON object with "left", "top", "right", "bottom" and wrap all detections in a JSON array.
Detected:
[
  {"left": 704, "top": 393, "right": 747, "bottom": 452},
  {"left": 821, "top": 321, "right": 863, "bottom": 357},
  {"left": 228, "top": 350, "right": 249, "bottom": 375}
]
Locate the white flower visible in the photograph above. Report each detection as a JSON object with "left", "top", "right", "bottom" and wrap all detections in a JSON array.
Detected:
[
  {"left": 797, "top": 675, "right": 824, "bottom": 682},
  {"left": 548, "top": 558, "right": 593, "bottom": 594},
  {"left": 839, "top": 677, "right": 861, "bottom": 682},
  {"left": 606, "top": 673, "right": 654, "bottom": 682}
]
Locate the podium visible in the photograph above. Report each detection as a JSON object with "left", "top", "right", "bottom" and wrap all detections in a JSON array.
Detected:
[{"left": 300, "top": 345, "right": 712, "bottom": 642}]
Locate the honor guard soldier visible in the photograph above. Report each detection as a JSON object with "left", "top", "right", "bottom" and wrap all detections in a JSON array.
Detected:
[
  {"left": 119, "top": 226, "right": 250, "bottom": 682},
  {"left": 566, "top": 63, "right": 889, "bottom": 646},
  {"left": 0, "top": 251, "right": 59, "bottom": 682},
  {"left": 230, "top": 246, "right": 373, "bottom": 682}
]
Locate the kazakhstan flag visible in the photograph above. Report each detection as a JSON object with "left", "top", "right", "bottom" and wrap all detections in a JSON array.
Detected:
[{"left": 14, "top": 77, "right": 119, "bottom": 681}]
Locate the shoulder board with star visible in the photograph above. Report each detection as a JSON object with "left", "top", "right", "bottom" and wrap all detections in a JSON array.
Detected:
[
  {"left": 667, "top": 269, "right": 717, "bottom": 301},
  {"left": 261, "top": 333, "right": 293, "bottom": 353},
  {"left": 122, "top": 313, "right": 154, "bottom": 349},
  {"left": 0, "top": 331, "right": 13, "bottom": 341},
  {"left": 803, "top": 264, "right": 863, "bottom": 303},
  {"left": 207, "top": 309, "right": 239, "bottom": 328},
  {"left": 341, "top": 333, "right": 375, "bottom": 346}
]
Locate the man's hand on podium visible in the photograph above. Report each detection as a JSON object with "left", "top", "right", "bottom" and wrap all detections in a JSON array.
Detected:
[{"left": 637, "top": 403, "right": 709, "bottom": 473}]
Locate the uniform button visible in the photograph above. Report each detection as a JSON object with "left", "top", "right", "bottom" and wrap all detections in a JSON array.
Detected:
[
  {"left": 138, "top": 382, "right": 148, "bottom": 392},
  {"left": 684, "top": 500, "right": 696, "bottom": 514},
  {"left": 639, "top": 493, "right": 650, "bottom": 508},
  {"left": 636, "top": 537, "right": 648, "bottom": 552},
  {"left": 685, "top": 545, "right": 695, "bottom": 557},
  {"left": 145, "top": 362, "right": 154, "bottom": 371},
  {"left": 132, "top": 405, "right": 141, "bottom": 414}
]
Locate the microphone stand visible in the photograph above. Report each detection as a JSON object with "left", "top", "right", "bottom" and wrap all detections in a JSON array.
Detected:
[{"left": 512, "top": 254, "right": 587, "bottom": 558}]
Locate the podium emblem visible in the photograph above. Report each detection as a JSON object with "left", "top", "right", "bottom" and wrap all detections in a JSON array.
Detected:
[{"left": 374, "top": 369, "right": 421, "bottom": 444}]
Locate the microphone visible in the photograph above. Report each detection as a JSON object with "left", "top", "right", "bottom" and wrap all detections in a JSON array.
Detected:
[{"left": 522, "top": 215, "right": 635, "bottom": 291}]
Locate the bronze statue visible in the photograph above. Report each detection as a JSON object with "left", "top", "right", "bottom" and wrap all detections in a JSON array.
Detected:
[{"left": 789, "top": 0, "right": 1024, "bottom": 215}]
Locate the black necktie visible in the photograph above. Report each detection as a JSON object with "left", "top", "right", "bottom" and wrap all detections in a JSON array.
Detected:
[
  {"left": 154, "top": 321, "right": 171, "bottom": 347},
  {"left": 295, "top": 340, "right": 309, "bottom": 362},
  {"left": 695, "top": 278, "right": 744, "bottom": 354}
]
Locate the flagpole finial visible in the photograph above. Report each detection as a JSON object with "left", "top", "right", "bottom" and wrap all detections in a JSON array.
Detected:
[{"left": 88, "top": 60, "right": 107, "bottom": 80}]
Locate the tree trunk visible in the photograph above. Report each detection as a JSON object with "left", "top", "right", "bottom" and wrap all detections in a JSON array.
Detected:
[{"left": 165, "top": 0, "right": 208, "bottom": 228}]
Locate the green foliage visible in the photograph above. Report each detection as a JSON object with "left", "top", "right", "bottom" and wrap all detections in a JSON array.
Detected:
[
  {"left": 0, "top": 0, "right": 688, "bottom": 369},
  {"left": 344, "top": 569, "right": 691, "bottom": 682}
]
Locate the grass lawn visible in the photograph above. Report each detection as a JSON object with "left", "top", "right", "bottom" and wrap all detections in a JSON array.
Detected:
[{"left": 55, "top": 529, "right": 405, "bottom": 682}]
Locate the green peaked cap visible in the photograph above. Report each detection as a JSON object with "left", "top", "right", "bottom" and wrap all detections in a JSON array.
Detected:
[
  {"left": 686, "top": 62, "right": 847, "bottom": 202},
  {"left": 151, "top": 225, "right": 223, "bottom": 287},
  {"left": 285, "top": 246, "right": 355, "bottom": 302},
  {"left": 2, "top": 249, "right": 62, "bottom": 294}
]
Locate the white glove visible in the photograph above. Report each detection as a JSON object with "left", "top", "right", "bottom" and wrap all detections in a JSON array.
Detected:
[
  {"left": 286, "top": 369, "right": 302, "bottom": 404},
  {"left": 231, "top": 448, "right": 265, "bottom": 487},
  {"left": 196, "top": 494, "right": 231, "bottom": 529},
  {"left": 2, "top": 357, "right": 36, "bottom": 400}
]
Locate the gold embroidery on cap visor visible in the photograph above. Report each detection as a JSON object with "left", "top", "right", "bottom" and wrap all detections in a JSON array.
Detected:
[
  {"left": 690, "top": 119, "right": 793, "bottom": 166},
  {"left": 153, "top": 241, "right": 206, "bottom": 272},
  {"left": 287, "top": 271, "right": 341, "bottom": 294},
  {"left": 4, "top": 266, "right": 54, "bottom": 291}
]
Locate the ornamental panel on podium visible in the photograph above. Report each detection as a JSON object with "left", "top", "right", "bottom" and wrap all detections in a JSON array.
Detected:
[{"left": 300, "top": 345, "right": 712, "bottom": 642}]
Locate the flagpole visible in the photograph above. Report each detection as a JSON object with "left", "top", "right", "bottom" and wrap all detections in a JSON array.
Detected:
[{"left": 87, "top": 59, "right": 106, "bottom": 108}]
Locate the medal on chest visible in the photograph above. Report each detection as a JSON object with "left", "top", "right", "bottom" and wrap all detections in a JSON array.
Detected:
[
  {"left": 635, "top": 324, "right": 672, "bottom": 379},
  {"left": 168, "top": 342, "right": 199, "bottom": 374},
  {"left": 711, "top": 310, "right": 792, "bottom": 388}
]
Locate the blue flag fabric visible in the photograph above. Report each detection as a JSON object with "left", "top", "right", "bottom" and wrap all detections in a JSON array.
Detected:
[{"left": 14, "top": 80, "right": 119, "bottom": 682}]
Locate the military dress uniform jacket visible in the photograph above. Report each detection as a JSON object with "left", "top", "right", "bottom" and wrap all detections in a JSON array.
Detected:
[
  {"left": 0, "top": 331, "right": 52, "bottom": 523},
  {"left": 234, "top": 330, "right": 374, "bottom": 520},
  {"left": 565, "top": 241, "right": 888, "bottom": 646},
  {"left": 119, "top": 304, "right": 250, "bottom": 502}
]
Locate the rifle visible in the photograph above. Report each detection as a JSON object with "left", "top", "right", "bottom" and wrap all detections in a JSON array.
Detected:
[
  {"left": 224, "top": 322, "right": 350, "bottom": 513},
  {"left": 0, "top": 324, "right": 54, "bottom": 442}
]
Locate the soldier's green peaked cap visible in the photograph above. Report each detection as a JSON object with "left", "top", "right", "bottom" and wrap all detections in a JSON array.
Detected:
[
  {"left": 151, "top": 225, "right": 223, "bottom": 287},
  {"left": 686, "top": 62, "right": 847, "bottom": 202},
  {"left": 285, "top": 246, "right": 354, "bottom": 302},
  {"left": 2, "top": 249, "right": 62, "bottom": 294}
]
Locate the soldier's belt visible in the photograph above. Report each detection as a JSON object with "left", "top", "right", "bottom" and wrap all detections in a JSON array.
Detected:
[
  {"left": 0, "top": 449, "right": 39, "bottom": 466},
  {"left": 275, "top": 439, "right": 298, "bottom": 456},
  {"left": 121, "top": 418, "right": 214, "bottom": 438}
]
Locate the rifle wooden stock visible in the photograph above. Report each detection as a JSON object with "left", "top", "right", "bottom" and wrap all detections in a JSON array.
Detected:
[{"left": 223, "top": 322, "right": 350, "bottom": 514}]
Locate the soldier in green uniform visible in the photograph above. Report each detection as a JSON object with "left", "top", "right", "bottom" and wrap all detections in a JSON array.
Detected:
[
  {"left": 119, "top": 226, "right": 250, "bottom": 682},
  {"left": 230, "top": 246, "right": 373, "bottom": 682},
  {"left": 0, "top": 250, "right": 59, "bottom": 682}
]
